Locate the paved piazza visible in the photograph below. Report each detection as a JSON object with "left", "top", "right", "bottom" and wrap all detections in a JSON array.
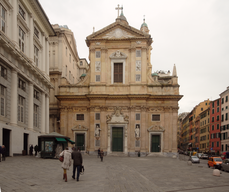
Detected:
[{"left": 0, "top": 155, "right": 229, "bottom": 192}]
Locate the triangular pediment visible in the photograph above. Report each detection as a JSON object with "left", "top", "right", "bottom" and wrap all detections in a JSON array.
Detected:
[{"left": 86, "top": 22, "right": 150, "bottom": 42}]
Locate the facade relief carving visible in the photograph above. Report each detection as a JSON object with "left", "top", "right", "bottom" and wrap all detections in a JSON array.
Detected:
[
  {"left": 95, "top": 61, "right": 101, "bottom": 72},
  {"left": 71, "top": 124, "right": 88, "bottom": 131},
  {"left": 110, "top": 50, "right": 127, "bottom": 59},
  {"left": 103, "top": 28, "right": 134, "bottom": 39},
  {"left": 147, "top": 125, "right": 165, "bottom": 132},
  {"left": 106, "top": 106, "right": 129, "bottom": 123}
]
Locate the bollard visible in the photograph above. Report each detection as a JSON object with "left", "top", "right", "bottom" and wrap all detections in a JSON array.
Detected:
[{"left": 213, "top": 169, "right": 220, "bottom": 177}]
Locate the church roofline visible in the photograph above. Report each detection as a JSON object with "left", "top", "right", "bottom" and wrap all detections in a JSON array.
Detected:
[{"left": 86, "top": 21, "right": 151, "bottom": 47}]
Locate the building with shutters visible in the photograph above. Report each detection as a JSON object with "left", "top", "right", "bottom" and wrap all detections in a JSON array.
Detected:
[
  {"left": 0, "top": 0, "right": 54, "bottom": 156},
  {"left": 56, "top": 7, "right": 182, "bottom": 156}
]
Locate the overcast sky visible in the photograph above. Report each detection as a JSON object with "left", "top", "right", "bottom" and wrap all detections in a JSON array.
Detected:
[{"left": 39, "top": 0, "right": 229, "bottom": 114}]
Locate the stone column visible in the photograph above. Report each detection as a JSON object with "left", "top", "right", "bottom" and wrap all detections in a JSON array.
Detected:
[
  {"left": 172, "top": 107, "right": 179, "bottom": 152},
  {"left": 164, "top": 107, "right": 170, "bottom": 152},
  {"left": 11, "top": 0, "right": 18, "bottom": 45},
  {"left": 141, "top": 47, "right": 147, "bottom": 84},
  {"left": 28, "top": 82, "right": 34, "bottom": 130},
  {"left": 100, "top": 107, "right": 106, "bottom": 150},
  {"left": 29, "top": 14, "right": 33, "bottom": 61},
  {"left": 101, "top": 48, "right": 107, "bottom": 83},
  {"left": 46, "top": 38, "right": 49, "bottom": 75},
  {"left": 130, "top": 106, "right": 135, "bottom": 153},
  {"left": 130, "top": 47, "right": 136, "bottom": 83},
  {"left": 145, "top": 108, "right": 149, "bottom": 152},
  {"left": 10, "top": 70, "right": 17, "bottom": 125},
  {"left": 45, "top": 95, "right": 49, "bottom": 133},
  {"left": 90, "top": 48, "right": 95, "bottom": 83},
  {"left": 141, "top": 106, "right": 147, "bottom": 153},
  {"left": 107, "top": 124, "right": 111, "bottom": 154},
  {"left": 124, "top": 124, "right": 128, "bottom": 154},
  {"left": 89, "top": 107, "right": 95, "bottom": 153},
  {"left": 40, "top": 93, "right": 45, "bottom": 134},
  {"left": 42, "top": 33, "right": 46, "bottom": 72}
]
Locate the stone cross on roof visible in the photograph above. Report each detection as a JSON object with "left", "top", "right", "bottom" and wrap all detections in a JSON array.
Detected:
[{"left": 115, "top": 4, "right": 122, "bottom": 17}]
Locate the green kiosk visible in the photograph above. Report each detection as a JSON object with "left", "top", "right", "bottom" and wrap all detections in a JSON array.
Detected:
[{"left": 38, "top": 132, "right": 75, "bottom": 158}]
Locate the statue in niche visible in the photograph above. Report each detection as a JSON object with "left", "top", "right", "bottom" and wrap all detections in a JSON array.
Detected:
[
  {"left": 135, "top": 124, "right": 140, "bottom": 138},
  {"left": 95, "top": 124, "right": 101, "bottom": 137}
]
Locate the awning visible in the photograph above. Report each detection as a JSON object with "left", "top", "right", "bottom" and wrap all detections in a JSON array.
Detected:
[
  {"left": 66, "top": 138, "right": 75, "bottom": 144},
  {"left": 55, "top": 137, "right": 67, "bottom": 142}
]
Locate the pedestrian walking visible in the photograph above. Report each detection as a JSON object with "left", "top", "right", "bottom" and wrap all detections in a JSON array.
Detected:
[
  {"left": 2, "top": 145, "right": 6, "bottom": 161},
  {"left": 97, "top": 148, "right": 100, "bottom": 158},
  {"left": 100, "top": 149, "right": 104, "bottom": 162},
  {"left": 0, "top": 145, "right": 2, "bottom": 162},
  {"left": 59, "top": 147, "right": 72, "bottom": 182},
  {"left": 34, "top": 145, "right": 38, "bottom": 156},
  {"left": 29, "top": 145, "right": 33, "bottom": 156},
  {"left": 71, "top": 147, "right": 83, "bottom": 181}
]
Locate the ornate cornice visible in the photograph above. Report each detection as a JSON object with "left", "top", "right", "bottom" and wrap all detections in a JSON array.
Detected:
[{"left": 71, "top": 125, "right": 88, "bottom": 131}]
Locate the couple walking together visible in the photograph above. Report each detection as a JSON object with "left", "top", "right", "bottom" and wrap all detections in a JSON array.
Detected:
[{"left": 60, "top": 147, "right": 83, "bottom": 182}]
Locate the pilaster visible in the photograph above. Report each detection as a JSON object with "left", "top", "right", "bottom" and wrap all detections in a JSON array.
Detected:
[
  {"left": 28, "top": 82, "right": 33, "bottom": 130},
  {"left": 141, "top": 47, "right": 147, "bottom": 83},
  {"left": 10, "top": 70, "right": 17, "bottom": 125},
  {"left": 130, "top": 47, "right": 136, "bottom": 83},
  {"left": 45, "top": 95, "right": 49, "bottom": 133},
  {"left": 90, "top": 47, "right": 95, "bottom": 83},
  {"left": 41, "top": 92, "right": 45, "bottom": 134}
]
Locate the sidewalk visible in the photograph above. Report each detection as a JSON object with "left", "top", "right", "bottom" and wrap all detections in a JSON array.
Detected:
[{"left": 0, "top": 155, "right": 229, "bottom": 192}]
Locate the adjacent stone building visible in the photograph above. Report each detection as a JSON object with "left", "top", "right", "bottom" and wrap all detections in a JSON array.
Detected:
[
  {"left": 56, "top": 8, "right": 182, "bottom": 156},
  {"left": 49, "top": 24, "right": 88, "bottom": 133},
  {"left": 0, "top": 0, "right": 54, "bottom": 156}
]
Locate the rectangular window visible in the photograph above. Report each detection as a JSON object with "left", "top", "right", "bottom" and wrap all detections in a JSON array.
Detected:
[
  {"left": 95, "top": 113, "right": 100, "bottom": 120},
  {"left": 136, "top": 74, "right": 141, "bottom": 82},
  {"left": 0, "top": 85, "right": 6, "bottom": 116},
  {"left": 95, "top": 51, "right": 101, "bottom": 58},
  {"left": 34, "top": 45, "right": 39, "bottom": 66},
  {"left": 0, "top": 64, "right": 7, "bottom": 79},
  {"left": 226, "top": 113, "right": 228, "bottom": 121},
  {"left": 34, "top": 27, "right": 39, "bottom": 39},
  {"left": 222, "top": 145, "right": 224, "bottom": 151},
  {"left": 76, "top": 114, "right": 84, "bottom": 120},
  {"left": 19, "top": 5, "right": 25, "bottom": 19},
  {"left": 80, "top": 61, "right": 83, "bottom": 66},
  {"left": 212, "top": 102, "right": 214, "bottom": 108},
  {"left": 69, "top": 54, "right": 71, "bottom": 62},
  {"left": 217, "top": 124, "right": 219, "bottom": 130},
  {"left": 217, "top": 100, "right": 219, "bottom": 106},
  {"left": 34, "top": 104, "right": 38, "bottom": 127},
  {"left": 212, "top": 117, "right": 214, "bottom": 122},
  {"left": 34, "top": 89, "right": 39, "bottom": 100},
  {"left": 212, "top": 142, "right": 214, "bottom": 147},
  {"left": 212, "top": 109, "right": 214, "bottom": 114},
  {"left": 212, "top": 125, "right": 214, "bottom": 131},
  {"left": 19, "top": 27, "right": 25, "bottom": 52},
  {"left": 152, "top": 114, "right": 160, "bottom": 121},
  {"left": 217, "top": 107, "right": 219, "bottom": 112},
  {"left": 0, "top": 4, "right": 6, "bottom": 33},
  {"left": 95, "top": 75, "right": 100, "bottom": 82},
  {"left": 114, "top": 63, "right": 123, "bottom": 83},
  {"left": 222, "top": 98, "right": 224, "bottom": 104},
  {"left": 226, "top": 96, "right": 228, "bottom": 102},
  {"left": 136, "top": 50, "right": 141, "bottom": 57},
  {"left": 18, "top": 78, "right": 26, "bottom": 91},
  {"left": 18, "top": 95, "right": 25, "bottom": 123},
  {"left": 136, "top": 113, "right": 140, "bottom": 121},
  {"left": 217, "top": 115, "right": 219, "bottom": 121},
  {"left": 222, "top": 114, "right": 224, "bottom": 122}
]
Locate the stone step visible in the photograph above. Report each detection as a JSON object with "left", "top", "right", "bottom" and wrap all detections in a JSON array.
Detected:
[{"left": 107, "top": 152, "right": 128, "bottom": 157}]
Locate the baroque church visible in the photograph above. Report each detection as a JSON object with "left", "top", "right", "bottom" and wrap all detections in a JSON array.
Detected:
[{"left": 56, "top": 7, "right": 182, "bottom": 156}]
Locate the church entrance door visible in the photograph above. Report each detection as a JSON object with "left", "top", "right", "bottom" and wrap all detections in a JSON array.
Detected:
[
  {"left": 112, "top": 127, "right": 123, "bottom": 152},
  {"left": 151, "top": 135, "right": 160, "bottom": 152},
  {"left": 75, "top": 133, "right": 85, "bottom": 151}
]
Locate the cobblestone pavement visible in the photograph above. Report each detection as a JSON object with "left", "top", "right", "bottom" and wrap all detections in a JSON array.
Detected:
[{"left": 1, "top": 154, "right": 229, "bottom": 192}]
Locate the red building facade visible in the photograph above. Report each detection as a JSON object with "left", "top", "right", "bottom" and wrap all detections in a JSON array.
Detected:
[{"left": 209, "top": 98, "right": 221, "bottom": 154}]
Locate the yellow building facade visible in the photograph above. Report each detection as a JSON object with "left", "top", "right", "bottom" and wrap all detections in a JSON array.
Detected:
[{"left": 56, "top": 9, "right": 182, "bottom": 156}]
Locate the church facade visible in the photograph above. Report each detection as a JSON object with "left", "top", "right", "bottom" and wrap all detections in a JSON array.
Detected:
[{"left": 56, "top": 8, "right": 182, "bottom": 156}]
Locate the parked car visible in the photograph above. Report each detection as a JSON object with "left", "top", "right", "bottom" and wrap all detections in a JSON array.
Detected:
[
  {"left": 221, "top": 159, "right": 229, "bottom": 172},
  {"left": 208, "top": 157, "right": 223, "bottom": 169},
  {"left": 196, "top": 153, "right": 203, "bottom": 158},
  {"left": 201, "top": 154, "right": 208, "bottom": 159},
  {"left": 189, "top": 156, "right": 200, "bottom": 163}
]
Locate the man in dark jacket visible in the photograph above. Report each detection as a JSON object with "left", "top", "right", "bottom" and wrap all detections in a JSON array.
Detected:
[{"left": 71, "top": 147, "right": 83, "bottom": 181}]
